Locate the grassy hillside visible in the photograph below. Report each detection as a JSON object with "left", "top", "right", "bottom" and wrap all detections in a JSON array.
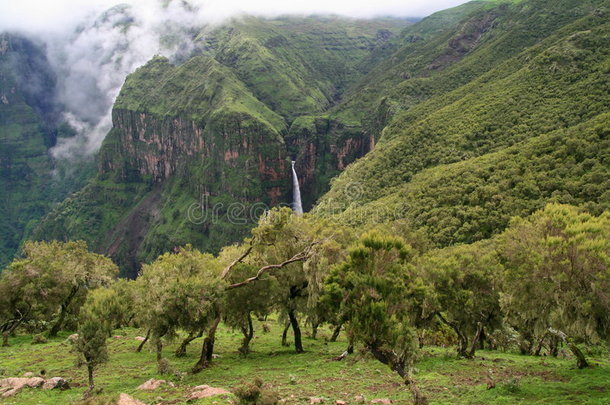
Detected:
[
  {"left": 1, "top": 321, "right": 608, "bottom": 404},
  {"left": 314, "top": 0, "right": 610, "bottom": 246}
]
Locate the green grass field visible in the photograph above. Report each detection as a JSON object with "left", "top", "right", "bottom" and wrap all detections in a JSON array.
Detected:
[{"left": 1, "top": 319, "right": 608, "bottom": 404}]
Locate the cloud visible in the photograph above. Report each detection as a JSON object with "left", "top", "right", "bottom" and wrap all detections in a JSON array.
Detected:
[{"left": 0, "top": 0, "right": 468, "bottom": 159}]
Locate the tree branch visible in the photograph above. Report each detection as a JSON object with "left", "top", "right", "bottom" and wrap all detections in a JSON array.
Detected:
[
  {"left": 221, "top": 238, "right": 255, "bottom": 280},
  {"left": 225, "top": 242, "right": 317, "bottom": 290}
]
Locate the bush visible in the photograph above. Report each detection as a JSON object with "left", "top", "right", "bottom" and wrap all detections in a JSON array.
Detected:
[
  {"left": 31, "top": 334, "right": 48, "bottom": 344},
  {"left": 157, "top": 358, "right": 173, "bottom": 375},
  {"left": 233, "top": 378, "right": 279, "bottom": 405},
  {"left": 499, "top": 377, "right": 521, "bottom": 394}
]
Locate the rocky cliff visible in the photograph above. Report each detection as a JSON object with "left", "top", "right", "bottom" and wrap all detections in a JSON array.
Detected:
[{"left": 33, "top": 16, "right": 410, "bottom": 276}]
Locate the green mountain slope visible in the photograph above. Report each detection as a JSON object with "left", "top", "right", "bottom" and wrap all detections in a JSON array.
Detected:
[
  {"left": 33, "top": 16, "right": 410, "bottom": 276},
  {"left": 0, "top": 34, "right": 94, "bottom": 269},
  {"left": 314, "top": 0, "right": 610, "bottom": 246}
]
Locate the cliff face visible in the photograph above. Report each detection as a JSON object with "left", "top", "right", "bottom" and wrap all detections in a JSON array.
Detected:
[
  {"left": 32, "top": 16, "right": 410, "bottom": 276},
  {"left": 286, "top": 116, "right": 375, "bottom": 209}
]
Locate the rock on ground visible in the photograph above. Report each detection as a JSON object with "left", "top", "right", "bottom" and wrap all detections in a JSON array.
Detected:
[
  {"left": 371, "top": 399, "right": 392, "bottom": 404},
  {"left": 42, "top": 377, "right": 70, "bottom": 390},
  {"left": 137, "top": 378, "right": 166, "bottom": 391},
  {"left": 0, "top": 377, "right": 45, "bottom": 397},
  {"left": 117, "top": 393, "right": 146, "bottom": 405},
  {"left": 189, "top": 385, "right": 231, "bottom": 400}
]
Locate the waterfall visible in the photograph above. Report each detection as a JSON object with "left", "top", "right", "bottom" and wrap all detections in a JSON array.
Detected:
[{"left": 291, "top": 161, "right": 303, "bottom": 215}]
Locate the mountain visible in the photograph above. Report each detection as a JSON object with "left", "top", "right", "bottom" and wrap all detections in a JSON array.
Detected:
[
  {"left": 314, "top": 0, "right": 610, "bottom": 245},
  {"left": 23, "top": 0, "right": 610, "bottom": 275},
  {"left": 32, "top": 15, "right": 411, "bottom": 277},
  {"left": 0, "top": 33, "right": 94, "bottom": 268}
]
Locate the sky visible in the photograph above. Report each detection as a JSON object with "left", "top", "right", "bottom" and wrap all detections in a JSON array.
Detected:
[
  {"left": 0, "top": 0, "right": 469, "bottom": 33},
  {"left": 0, "top": 0, "right": 469, "bottom": 158}
]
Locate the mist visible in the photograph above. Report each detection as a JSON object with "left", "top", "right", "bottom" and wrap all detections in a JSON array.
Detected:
[{"left": 0, "top": 0, "right": 468, "bottom": 159}]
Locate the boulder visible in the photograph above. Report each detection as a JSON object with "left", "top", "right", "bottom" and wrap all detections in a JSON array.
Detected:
[
  {"left": 0, "top": 377, "right": 45, "bottom": 397},
  {"left": 117, "top": 393, "right": 146, "bottom": 405},
  {"left": 42, "top": 377, "right": 70, "bottom": 390},
  {"left": 189, "top": 385, "right": 231, "bottom": 400},
  {"left": 137, "top": 378, "right": 166, "bottom": 391}
]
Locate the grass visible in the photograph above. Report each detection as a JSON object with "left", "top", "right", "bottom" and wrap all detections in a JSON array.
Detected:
[{"left": 1, "top": 319, "right": 608, "bottom": 404}]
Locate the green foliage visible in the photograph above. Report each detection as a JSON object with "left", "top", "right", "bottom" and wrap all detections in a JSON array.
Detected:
[
  {"left": 416, "top": 240, "right": 503, "bottom": 358},
  {"left": 315, "top": 0, "right": 610, "bottom": 247},
  {"left": 134, "top": 245, "right": 225, "bottom": 354},
  {"left": 498, "top": 204, "right": 610, "bottom": 362},
  {"left": 0, "top": 240, "right": 118, "bottom": 344},
  {"left": 74, "top": 301, "right": 111, "bottom": 392}
]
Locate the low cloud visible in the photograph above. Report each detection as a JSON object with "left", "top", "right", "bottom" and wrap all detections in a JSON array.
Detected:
[{"left": 0, "top": 0, "right": 468, "bottom": 159}]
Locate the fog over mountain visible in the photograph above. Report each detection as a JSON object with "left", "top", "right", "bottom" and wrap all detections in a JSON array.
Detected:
[{"left": 0, "top": 0, "right": 467, "bottom": 159}]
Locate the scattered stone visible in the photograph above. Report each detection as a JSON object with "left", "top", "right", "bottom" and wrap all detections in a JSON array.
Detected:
[
  {"left": 137, "top": 378, "right": 166, "bottom": 391},
  {"left": 336, "top": 401, "right": 347, "bottom": 405},
  {"left": 189, "top": 385, "right": 231, "bottom": 400},
  {"left": 113, "top": 335, "right": 124, "bottom": 339},
  {"left": 371, "top": 399, "right": 392, "bottom": 405},
  {"left": 22, "top": 372, "right": 34, "bottom": 378},
  {"left": 42, "top": 377, "right": 70, "bottom": 390},
  {"left": 212, "top": 353, "right": 221, "bottom": 359},
  {"left": 0, "top": 377, "right": 45, "bottom": 398},
  {"left": 117, "top": 393, "right": 146, "bottom": 405},
  {"left": 134, "top": 336, "right": 147, "bottom": 342},
  {"left": 310, "top": 397, "right": 324, "bottom": 404},
  {"left": 354, "top": 395, "right": 365, "bottom": 403},
  {"left": 68, "top": 334, "right": 79, "bottom": 342}
]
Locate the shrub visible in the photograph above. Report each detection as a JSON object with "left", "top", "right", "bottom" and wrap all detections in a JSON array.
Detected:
[{"left": 31, "top": 334, "right": 48, "bottom": 344}]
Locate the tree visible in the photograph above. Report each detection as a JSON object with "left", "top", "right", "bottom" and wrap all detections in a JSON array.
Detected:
[
  {"left": 243, "top": 208, "right": 318, "bottom": 354},
  {"left": 326, "top": 232, "right": 428, "bottom": 404},
  {"left": 499, "top": 204, "right": 610, "bottom": 368},
  {"left": 74, "top": 290, "right": 112, "bottom": 397},
  {"left": 417, "top": 240, "right": 502, "bottom": 358},
  {"left": 223, "top": 262, "right": 274, "bottom": 355},
  {"left": 0, "top": 241, "right": 117, "bottom": 345},
  {"left": 134, "top": 246, "right": 225, "bottom": 372}
]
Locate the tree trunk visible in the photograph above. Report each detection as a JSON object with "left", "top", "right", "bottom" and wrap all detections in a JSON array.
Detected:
[
  {"left": 534, "top": 333, "right": 547, "bottom": 356},
  {"left": 192, "top": 315, "right": 221, "bottom": 373},
  {"left": 311, "top": 321, "right": 319, "bottom": 340},
  {"left": 436, "top": 313, "right": 470, "bottom": 358},
  {"left": 369, "top": 345, "right": 428, "bottom": 405},
  {"left": 467, "top": 323, "right": 484, "bottom": 358},
  {"left": 136, "top": 330, "right": 150, "bottom": 353},
  {"left": 288, "top": 310, "right": 304, "bottom": 353},
  {"left": 549, "top": 335, "right": 559, "bottom": 357},
  {"left": 330, "top": 323, "right": 342, "bottom": 342},
  {"left": 281, "top": 322, "right": 290, "bottom": 346},
  {"left": 49, "top": 286, "right": 79, "bottom": 338},
  {"left": 155, "top": 338, "right": 163, "bottom": 362},
  {"left": 239, "top": 313, "right": 254, "bottom": 356},
  {"left": 84, "top": 363, "right": 94, "bottom": 398},
  {"left": 1, "top": 332, "right": 9, "bottom": 347},
  {"left": 568, "top": 342, "right": 589, "bottom": 369},
  {"left": 547, "top": 328, "right": 588, "bottom": 369},
  {"left": 175, "top": 329, "right": 203, "bottom": 357}
]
